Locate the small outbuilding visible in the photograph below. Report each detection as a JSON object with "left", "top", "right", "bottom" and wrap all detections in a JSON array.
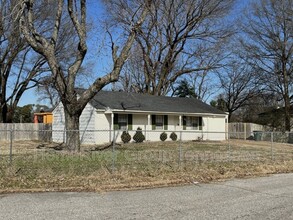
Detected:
[
  {"left": 34, "top": 112, "right": 53, "bottom": 124},
  {"left": 52, "top": 91, "right": 228, "bottom": 144}
]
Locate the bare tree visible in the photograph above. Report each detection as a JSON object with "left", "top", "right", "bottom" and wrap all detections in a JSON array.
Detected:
[
  {"left": 19, "top": 0, "right": 151, "bottom": 151},
  {"left": 116, "top": 42, "right": 220, "bottom": 102},
  {"left": 0, "top": 0, "right": 30, "bottom": 122},
  {"left": 36, "top": 77, "right": 59, "bottom": 108},
  {"left": 240, "top": 0, "right": 293, "bottom": 130},
  {"left": 216, "top": 60, "right": 259, "bottom": 121},
  {"left": 114, "top": 0, "right": 234, "bottom": 96},
  {"left": 0, "top": 0, "right": 66, "bottom": 122},
  {"left": 241, "top": 94, "right": 281, "bottom": 124},
  {"left": 171, "top": 69, "right": 218, "bottom": 102},
  {"left": 111, "top": 45, "right": 146, "bottom": 93},
  {"left": 189, "top": 71, "right": 218, "bottom": 102}
]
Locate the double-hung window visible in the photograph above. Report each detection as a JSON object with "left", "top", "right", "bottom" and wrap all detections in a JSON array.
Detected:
[
  {"left": 186, "top": 116, "right": 199, "bottom": 130},
  {"left": 152, "top": 115, "right": 168, "bottom": 130},
  {"left": 114, "top": 114, "right": 133, "bottom": 130},
  {"left": 183, "top": 116, "right": 202, "bottom": 130},
  {"left": 155, "top": 115, "right": 164, "bottom": 130},
  {"left": 118, "top": 114, "right": 128, "bottom": 130}
]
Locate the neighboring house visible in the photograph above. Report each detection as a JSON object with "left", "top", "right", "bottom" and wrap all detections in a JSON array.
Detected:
[{"left": 52, "top": 91, "right": 228, "bottom": 144}]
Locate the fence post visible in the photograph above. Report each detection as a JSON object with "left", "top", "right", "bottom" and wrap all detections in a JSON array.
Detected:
[
  {"left": 271, "top": 132, "right": 274, "bottom": 160},
  {"left": 244, "top": 123, "right": 246, "bottom": 140},
  {"left": 228, "top": 130, "right": 231, "bottom": 161},
  {"left": 112, "top": 129, "right": 116, "bottom": 172},
  {"left": 9, "top": 129, "right": 13, "bottom": 164},
  {"left": 178, "top": 131, "right": 182, "bottom": 167}
]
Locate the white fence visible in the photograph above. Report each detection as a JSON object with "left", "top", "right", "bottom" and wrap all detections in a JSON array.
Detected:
[
  {"left": 0, "top": 123, "right": 52, "bottom": 141},
  {"left": 228, "top": 123, "right": 264, "bottom": 139}
]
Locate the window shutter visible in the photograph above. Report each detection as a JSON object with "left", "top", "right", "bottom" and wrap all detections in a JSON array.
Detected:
[
  {"left": 199, "top": 117, "right": 203, "bottom": 130},
  {"left": 128, "top": 114, "right": 133, "bottom": 130},
  {"left": 151, "top": 115, "right": 156, "bottom": 130},
  {"left": 114, "top": 114, "right": 119, "bottom": 130},
  {"left": 164, "top": 115, "right": 168, "bottom": 130},
  {"left": 183, "top": 116, "right": 186, "bottom": 130}
]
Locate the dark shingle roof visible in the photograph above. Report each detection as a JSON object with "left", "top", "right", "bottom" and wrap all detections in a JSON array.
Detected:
[{"left": 86, "top": 91, "right": 225, "bottom": 115}]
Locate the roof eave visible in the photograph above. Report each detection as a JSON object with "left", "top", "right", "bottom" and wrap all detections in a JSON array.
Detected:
[{"left": 96, "top": 108, "right": 226, "bottom": 117}]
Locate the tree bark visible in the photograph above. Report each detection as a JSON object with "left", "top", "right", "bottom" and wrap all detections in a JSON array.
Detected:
[
  {"left": 19, "top": 0, "right": 151, "bottom": 151},
  {"left": 284, "top": 97, "right": 291, "bottom": 131},
  {"left": 240, "top": 0, "right": 293, "bottom": 131},
  {"left": 283, "top": 69, "right": 291, "bottom": 131},
  {"left": 0, "top": 103, "right": 8, "bottom": 123},
  {"left": 64, "top": 111, "right": 80, "bottom": 152}
]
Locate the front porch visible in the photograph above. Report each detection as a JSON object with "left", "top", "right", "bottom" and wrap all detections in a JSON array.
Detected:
[{"left": 107, "top": 113, "right": 203, "bottom": 132}]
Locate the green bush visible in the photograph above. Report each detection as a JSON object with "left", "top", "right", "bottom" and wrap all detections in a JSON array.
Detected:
[
  {"left": 121, "top": 131, "right": 131, "bottom": 143},
  {"left": 160, "top": 132, "right": 167, "bottom": 141},
  {"left": 170, "top": 132, "right": 177, "bottom": 141},
  {"left": 133, "top": 127, "right": 145, "bottom": 143}
]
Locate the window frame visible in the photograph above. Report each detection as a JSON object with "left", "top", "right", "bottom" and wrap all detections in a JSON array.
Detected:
[
  {"left": 155, "top": 115, "right": 164, "bottom": 130},
  {"left": 185, "top": 116, "right": 200, "bottom": 130},
  {"left": 118, "top": 114, "right": 128, "bottom": 130}
]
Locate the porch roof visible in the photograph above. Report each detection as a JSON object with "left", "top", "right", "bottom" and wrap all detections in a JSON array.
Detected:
[{"left": 84, "top": 90, "right": 226, "bottom": 115}]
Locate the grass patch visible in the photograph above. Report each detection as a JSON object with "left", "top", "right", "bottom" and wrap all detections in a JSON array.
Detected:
[{"left": 1, "top": 139, "right": 293, "bottom": 193}]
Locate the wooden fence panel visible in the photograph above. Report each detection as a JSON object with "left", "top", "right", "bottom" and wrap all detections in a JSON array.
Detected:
[
  {"left": 228, "top": 123, "right": 264, "bottom": 139},
  {"left": 0, "top": 123, "right": 52, "bottom": 141}
]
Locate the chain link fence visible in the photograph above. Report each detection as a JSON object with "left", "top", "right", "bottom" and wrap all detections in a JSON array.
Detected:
[{"left": 1, "top": 129, "right": 293, "bottom": 170}]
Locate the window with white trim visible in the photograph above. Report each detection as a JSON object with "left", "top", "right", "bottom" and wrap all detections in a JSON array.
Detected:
[
  {"left": 118, "top": 114, "right": 128, "bottom": 130},
  {"left": 186, "top": 116, "right": 199, "bottom": 130},
  {"left": 155, "top": 115, "right": 164, "bottom": 130}
]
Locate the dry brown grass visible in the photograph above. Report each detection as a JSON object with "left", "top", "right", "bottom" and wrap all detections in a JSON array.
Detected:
[
  {"left": 1, "top": 139, "right": 293, "bottom": 153},
  {"left": 1, "top": 160, "right": 293, "bottom": 194},
  {"left": 1, "top": 139, "right": 293, "bottom": 193}
]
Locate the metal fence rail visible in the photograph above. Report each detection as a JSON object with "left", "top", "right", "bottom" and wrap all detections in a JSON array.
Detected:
[{"left": 1, "top": 129, "right": 293, "bottom": 169}]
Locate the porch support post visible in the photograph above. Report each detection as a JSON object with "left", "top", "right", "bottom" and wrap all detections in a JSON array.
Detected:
[
  {"left": 207, "top": 117, "right": 209, "bottom": 140},
  {"left": 179, "top": 115, "right": 182, "bottom": 130},
  {"left": 147, "top": 114, "right": 151, "bottom": 130}
]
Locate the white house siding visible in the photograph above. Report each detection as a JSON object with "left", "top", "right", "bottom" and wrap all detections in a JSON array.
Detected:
[
  {"left": 53, "top": 104, "right": 227, "bottom": 144},
  {"left": 95, "top": 112, "right": 112, "bottom": 144},
  {"left": 52, "top": 104, "right": 65, "bottom": 143},
  {"left": 132, "top": 114, "right": 148, "bottom": 130},
  {"left": 168, "top": 115, "right": 179, "bottom": 131},
  {"left": 104, "top": 114, "right": 227, "bottom": 144},
  {"left": 52, "top": 103, "right": 96, "bottom": 144},
  {"left": 79, "top": 104, "right": 96, "bottom": 144},
  {"left": 127, "top": 114, "right": 178, "bottom": 142},
  {"left": 176, "top": 116, "right": 227, "bottom": 142},
  {"left": 203, "top": 116, "right": 227, "bottom": 140},
  {"left": 110, "top": 114, "right": 146, "bottom": 143}
]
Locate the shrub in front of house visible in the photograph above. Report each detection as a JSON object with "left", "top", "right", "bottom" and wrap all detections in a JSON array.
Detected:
[
  {"left": 160, "top": 132, "right": 167, "bottom": 141},
  {"left": 133, "top": 127, "right": 145, "bottom": 143},
  {"left": 170, "top": 132, "right": 177, "bottom": 141},
  {"left": 121, "top": 131, "right": 131, "bottom": 143}
]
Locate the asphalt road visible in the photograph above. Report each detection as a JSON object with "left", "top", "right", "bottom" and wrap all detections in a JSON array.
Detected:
[{"left": 1, "top": 173, "right": 293, "bottom": 220}]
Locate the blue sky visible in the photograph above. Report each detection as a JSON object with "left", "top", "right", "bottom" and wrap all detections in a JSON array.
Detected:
[
  {"left": 18, "top": 0, "right": 251, "bottom": 107},
  {"left": 18, "top": 0, "right": 106, "bottom": 107}
]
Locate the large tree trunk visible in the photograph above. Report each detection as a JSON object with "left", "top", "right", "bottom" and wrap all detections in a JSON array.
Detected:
[
  {"left": 283, "top": 59, "right": 290, "bottom": 131},
  {"left": 284, "top": 93, "right": 291, "bottom": 131},
  {"left": 19, "top": 0, "right": 151, "bottom": 152},
  {"left": 64, "top": 111, "right": 80, "bottom": 152},
  {"left": 228, "top": 111, "right": 232, "bottom": 122},
  {"left": 6, "top": 108, "right": 13, "bottom": 123},
  {"left": 0, "top": 103, "right": 8, "bottom": 123}
]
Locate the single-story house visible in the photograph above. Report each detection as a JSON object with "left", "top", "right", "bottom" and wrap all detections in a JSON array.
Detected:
[{"left": 52, "top": 91, "right": 228, "bottom": 144}]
